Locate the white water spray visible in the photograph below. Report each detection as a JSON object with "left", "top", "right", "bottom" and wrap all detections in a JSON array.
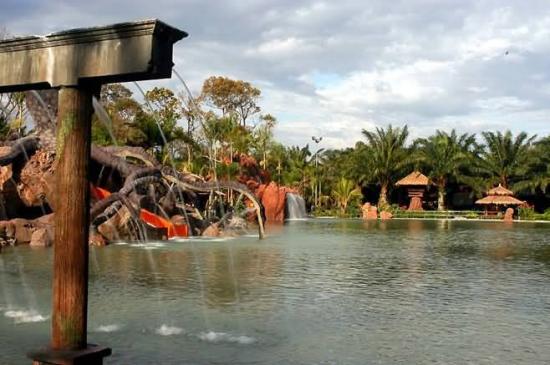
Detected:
[{"left": 285, "top": 193, "right": 307, "bottom": 220}]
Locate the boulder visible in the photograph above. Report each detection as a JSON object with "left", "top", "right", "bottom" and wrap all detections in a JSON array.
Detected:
[
  {"left": 89, "top": 231, "right": 107, "bottom": 246},
  {"left": 97, "top": 206, "right": 133, "bottom": 242},
  {"left": 255, "top": 181, "right": 295, "bottom": 222},
  {"left": 30, "top": 228, "right": 52, "bottom": 247},
  {"left": 380, "top": 211, "right": 393, "bottom": 220},
  {"left": 361, "top": 203, "right": 378, "bottom": 220},
  {"left": 503, "top": 208, "right": 514, "bottom": 222},
  {"left": 0, "top": 222, "right": 16, "bottom": 247},
  {"left": 9, "top": 218, "right": 36, "bottom": 243},
  {"left": 35, "top": 213, "right": 55, "bottom": 226}
]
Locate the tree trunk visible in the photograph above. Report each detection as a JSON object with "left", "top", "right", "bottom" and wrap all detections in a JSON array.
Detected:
[
  {"left": 378, "top": 183, "right": 388, "bottom": 208},
  {"left": 437, "top": 183, "right": 446, "bottom": 211}
]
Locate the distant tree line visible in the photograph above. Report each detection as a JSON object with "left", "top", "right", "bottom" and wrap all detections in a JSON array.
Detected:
[{"left": 1, "top": 75, "right": 549, "bottom": 217}]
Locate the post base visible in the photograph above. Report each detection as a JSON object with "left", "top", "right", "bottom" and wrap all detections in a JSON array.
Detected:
[{"left": 28, "top": 344, "right": 111, "bottom": 365}]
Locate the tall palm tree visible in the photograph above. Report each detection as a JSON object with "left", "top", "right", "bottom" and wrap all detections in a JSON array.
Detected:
[
  {"left": 416, "top": 130, "right": 476, "bottom": 210},
  {"left": 479, "top": 130, "right": 536, "bottom": 189},
  {"left": 362, "top": 125, "right": 411, "bottom": 208}
]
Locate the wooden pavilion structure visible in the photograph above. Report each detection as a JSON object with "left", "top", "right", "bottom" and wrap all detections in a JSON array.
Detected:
[
  {"left": 396, "top": 171, "right": 430, "bottom": 210},
  {"left": 475, "top": 184, "right": 524, "bottom": 216}
]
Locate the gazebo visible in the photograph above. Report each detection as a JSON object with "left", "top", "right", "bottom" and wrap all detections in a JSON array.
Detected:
[
  {"left": 396, "top": 171, "right": 430, "bottom": 210},
  {"left": 475, "top": 184, "right": 524, "bottom": 216}
]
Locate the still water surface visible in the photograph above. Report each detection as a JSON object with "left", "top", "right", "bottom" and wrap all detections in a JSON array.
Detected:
[{"left": 1, "top": 219, "right": 550, "bottom": 364}]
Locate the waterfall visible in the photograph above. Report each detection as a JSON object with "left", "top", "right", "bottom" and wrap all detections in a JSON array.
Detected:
[{"left": 285, "top": 193, "right": 307, "bottom": 220}]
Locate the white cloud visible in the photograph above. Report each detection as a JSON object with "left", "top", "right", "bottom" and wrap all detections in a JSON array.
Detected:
[{"left": 1, "top": 0, "right": 549, "bottom": 149}]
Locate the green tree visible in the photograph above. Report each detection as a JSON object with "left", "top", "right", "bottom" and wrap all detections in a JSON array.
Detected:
[
  {"left": 201, "top": 76, "right": 261, "bottom": 127},
  {"left": 416, "top": 130, "right": 477, "bottom": 210},
  {"left": 514, "top": 136, "right": 550, "bottom": 194},
  {"left": 332, "top": 178, "right": 361, "bottom": 216},
  {"left": 479, "top": 130, "right": 536, "bottom": 189},
  {"left": 252, "top": 114, "right": 277, "bottom": 170},
  {"left": 93, "top": 84, "right": 147, "bottom": 146},
  {"left": 284, "top": 145, "right": 312, "bottom": 192},
  {"left": 361, "top": 125, "right": 412, "bottom": 208},
  {"left": 0, "top": 92, "right": 28, "bottom": 140}
]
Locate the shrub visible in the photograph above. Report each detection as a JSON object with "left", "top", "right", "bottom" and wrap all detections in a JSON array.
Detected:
[
  {"left": 518, "top": 207, "right": 536, "bottom": 220},
  {"left": 465, "top": 211, "right": 478, "bottom": 219}
]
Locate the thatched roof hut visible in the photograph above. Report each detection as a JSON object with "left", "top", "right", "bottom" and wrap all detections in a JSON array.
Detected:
[
  {"left": 396, "top": 171, "right": 430, "bottom": 186},
  {"left": 475, "top": 184, "right": 524, "bottom": 206},
  {"left": 396, "top": 171, "right": 430, "bottom": 210}
]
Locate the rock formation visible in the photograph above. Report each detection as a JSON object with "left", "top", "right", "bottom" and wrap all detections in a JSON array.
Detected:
[
  {"left": 362, "top": 203, "right": 378, "bottom": 220},
  {"left": 503, "top": 207, "right": 514, "bottom": 222},
  {"left": 255, "top": 181, "right": 298, "bottom": 222},
  {"left": 0, "top": 92, "right": 266, "bottom": 247}
]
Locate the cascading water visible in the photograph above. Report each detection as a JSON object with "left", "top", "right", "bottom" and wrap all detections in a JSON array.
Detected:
[{"left": 285, "top": 193, "right": 307, "bottom": 220}]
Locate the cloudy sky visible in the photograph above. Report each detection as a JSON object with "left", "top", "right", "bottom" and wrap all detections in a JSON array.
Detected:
[{"left": 2, "top": 0, "right": 550, "bottom": 148}]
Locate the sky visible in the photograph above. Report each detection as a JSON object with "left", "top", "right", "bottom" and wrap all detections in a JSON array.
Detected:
[{"left": 1, "top": 0, "right": 550, "bottom": 149}]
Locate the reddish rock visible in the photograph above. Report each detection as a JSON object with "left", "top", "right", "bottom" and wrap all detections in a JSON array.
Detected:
[
  {"left": 380, "top": 211, "right": 393, "bottom": 220},
  {"left": 408, "top": 196, "right": 423, "bottom": 210},
  {"left": 255, "top": 182, "right": 295, "bottom": 222},
  {"left": 503, "top": 208, "right": 514, "bottom": 222},
  {"left": 362, "top": 203, "right": 378, "bottom": 220}
]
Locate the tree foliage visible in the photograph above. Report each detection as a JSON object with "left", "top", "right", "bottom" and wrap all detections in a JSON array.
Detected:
[
  {"left": 361, "top": 125, "right": 412, "bottom": 208},
  {"left": 201, "top": 76, "right": 261, "bottom": 127},
  {"left": 415, "top": 130, "right": 477, "bottom": 210}
]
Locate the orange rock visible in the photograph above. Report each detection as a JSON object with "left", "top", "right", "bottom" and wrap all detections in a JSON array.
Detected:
[
  {"left": 362, "top": 203, "right": 378, "bottom": 220},
  {"left": 255, "top": 181, "right": 295, "bottom": 222},
  {"left": 408, "top": 196, "right": 423, "bottom": 210},
  {"left": 503, "top": 208, "right": 514, "bottom": 222},
  {"left": 380, "top": 211, "right": 393, "bottom": 220}
]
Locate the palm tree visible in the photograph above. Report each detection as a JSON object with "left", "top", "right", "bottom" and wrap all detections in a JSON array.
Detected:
[
  {"left": 332, "top": 178, "right": 361, "bottom": 216},
  {"left": 285, "top": 145, "right": 312, "bottom": 192},
  {"left": 416, "top": 130, "right": 476, "bottom": 210},
  {"left": 514, "top": 136, "right": 550, "bottom": 194},
  {"left": 479, "top": 130, "right": 536, "bottom": 189},
  {"left": 361, "top": 125, "right": 411, "bottom": 208}
]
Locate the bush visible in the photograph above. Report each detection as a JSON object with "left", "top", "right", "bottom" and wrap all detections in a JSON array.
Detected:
[
  {"left": 518, "top": 207, "right": 536, "bottom": 220},
  {"left": 465, "top": 211, "right": 478, "bottom": 219}
]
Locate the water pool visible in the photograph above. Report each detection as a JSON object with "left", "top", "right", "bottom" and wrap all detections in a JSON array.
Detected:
[{"left": 1, "top": 219, "right": 550, "bottom": 364}]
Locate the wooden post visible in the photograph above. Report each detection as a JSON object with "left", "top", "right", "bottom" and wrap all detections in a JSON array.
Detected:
[{"left": 51, "top": 86, "right": 94, "bottom": 350}]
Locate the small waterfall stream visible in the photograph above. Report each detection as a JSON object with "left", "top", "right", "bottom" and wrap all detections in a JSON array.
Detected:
[{"left": 285, "top": 193, "right": 307, "bottom": 220}]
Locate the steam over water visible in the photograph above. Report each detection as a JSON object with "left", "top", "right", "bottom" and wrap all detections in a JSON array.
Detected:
[{"left": 1, "top": 219, "right": 550, "bottom": 364}]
